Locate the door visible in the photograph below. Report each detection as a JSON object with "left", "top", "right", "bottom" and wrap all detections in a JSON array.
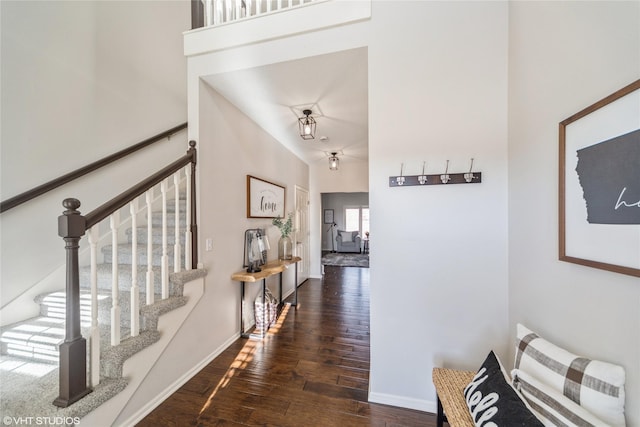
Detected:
[{"left": 294, "top": 185, "right": 310, "bottom": 285}]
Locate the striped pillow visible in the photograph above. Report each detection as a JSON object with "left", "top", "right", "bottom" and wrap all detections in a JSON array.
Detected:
[
  {"left": 514, "top": 324, "right": 626, "bottom": 427},
  {"left": 512, "top": 368, "right": 609, "bottom": 426}
]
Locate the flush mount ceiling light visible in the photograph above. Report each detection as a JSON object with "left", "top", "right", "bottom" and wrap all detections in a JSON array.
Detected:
[
  {"left": 329, "top": 152, "right": 339, "bottom": 171},
  {"left": 298, "top": 109, "right": 316, "bottom": 140}
]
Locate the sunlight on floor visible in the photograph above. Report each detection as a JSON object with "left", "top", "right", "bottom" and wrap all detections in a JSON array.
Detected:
[{"left": 197, "top": 303, "right": 292, "bottom": 418}]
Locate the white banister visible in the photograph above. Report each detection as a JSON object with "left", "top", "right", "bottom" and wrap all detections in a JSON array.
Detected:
[
  {"left": 160, "top": 179, "right": 169, "bottom": 299},
  {"left": 110, "top": 212, "right": 121, "bottom": 346},
  {"left": 145, "top": 188, "right": 155, "bottom": 305},
  {"left": 87, "top": 226, "right": 100, "bottom": 387},
  {"left": 256, "top": 0, "right": 263, "bottom": 15},
  {"left": 185, "top": 165, "right": 192, "bottom": 270},
  {"left": 173, "top": 172, "right": 182, "bottom": 273},
  {"left": 129, "top": 200, "right": 140, "bottom": 337}
]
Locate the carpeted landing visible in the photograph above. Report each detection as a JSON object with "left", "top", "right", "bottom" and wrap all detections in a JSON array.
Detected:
[{"left": 321, "top": 252, "right": 369, "bottom": 268}]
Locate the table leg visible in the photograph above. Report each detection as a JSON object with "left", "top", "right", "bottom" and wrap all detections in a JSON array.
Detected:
[
  {"left": 240, "top": 281, "right": 248, "bottom": 338},
  {"left": 261, "top": 278, "right": 267, "bottom": 338}
]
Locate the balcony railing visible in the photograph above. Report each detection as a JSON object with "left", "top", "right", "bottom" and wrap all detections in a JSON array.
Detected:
[{"left": 192, "top": 0, "right": 318, "bottom": 28}]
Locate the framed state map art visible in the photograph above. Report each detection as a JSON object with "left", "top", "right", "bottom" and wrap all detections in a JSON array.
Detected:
[
  {"left": 247, "top": 175, "right": 285, "bottom": 219},
  {"left": 559, "top": 80, "right": 640, "bottom": 277}
]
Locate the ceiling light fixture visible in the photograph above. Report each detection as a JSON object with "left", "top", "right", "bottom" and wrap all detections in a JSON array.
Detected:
[
  {"left": 329, "top": 152, "right": 339, "bottom": 171},
  {"left": 298, "top": 109, "right": 316, "bottom": 140}
]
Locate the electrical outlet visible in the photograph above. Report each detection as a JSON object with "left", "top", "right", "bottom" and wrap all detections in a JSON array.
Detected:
[{"left": 205, "top": 238, "right": 213, "bottom": 251}]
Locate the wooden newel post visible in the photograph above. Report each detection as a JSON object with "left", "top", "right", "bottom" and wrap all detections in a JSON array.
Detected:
[
  {"left": 188, "top": 140, "right": 198, "bottom": 268},
  {"left": 54, "top": 198, "right": 92, "bottom": 407}
]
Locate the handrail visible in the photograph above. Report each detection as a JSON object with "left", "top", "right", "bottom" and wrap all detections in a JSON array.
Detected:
[
  {"left": 85, "top": 146, "right": 195, "bottom": 229},
  {"left": 54, "top": 140, "right": 198, "bottom": 407},
  {"left": 0, "top": 122, "right": 188, "bottom": 214}
]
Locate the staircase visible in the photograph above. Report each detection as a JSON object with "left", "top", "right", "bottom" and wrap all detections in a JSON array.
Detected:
[{"left": 0, "top": 192, "right": 206, "bottom": 424}]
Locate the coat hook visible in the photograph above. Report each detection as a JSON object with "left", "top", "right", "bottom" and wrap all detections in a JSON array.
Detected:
[
  {"left": 440, "top": 160, "right": 451, "bottom": 184},
  {"left": 464, "top": 158, "right": 475, "bottom": 183},
  {"left": 396, "top": 163, "right": 405, "bottom": 186},
  {"left": 418, "top": 161, "right": 427, "bottom": 185}
]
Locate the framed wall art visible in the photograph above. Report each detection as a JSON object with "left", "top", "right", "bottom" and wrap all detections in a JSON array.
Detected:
[
  {"left": 247, "top": 175, "right": 285, "bottom": 219},
  {"left": 559, "top": 79, "right": 640, "bottom": 277},
  {"left": 323, "top": 209, "right": 334, "bottom": 224}
]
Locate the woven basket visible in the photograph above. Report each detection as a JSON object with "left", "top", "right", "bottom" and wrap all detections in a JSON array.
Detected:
[{"left": 254, "top": 289, "right": 277, "bottom": 331}]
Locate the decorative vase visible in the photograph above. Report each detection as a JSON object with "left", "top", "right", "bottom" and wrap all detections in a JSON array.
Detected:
[{"left": 278, "top": 235, "right": 293, "bottom": 260}]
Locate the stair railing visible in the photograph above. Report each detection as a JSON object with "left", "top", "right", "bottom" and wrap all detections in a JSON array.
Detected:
[
  {"left": 191, "top": 0, "right": 318, "bottom": 28},
  {"left": 0, "top": 122, "right": 187, "bottom": 214},
  {"left": 54, "top": 141, "right": 198, "bottom": 408}
]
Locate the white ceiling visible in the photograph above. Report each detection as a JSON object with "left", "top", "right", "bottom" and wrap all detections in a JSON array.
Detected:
[{"left": 202, "top": 47, "right": 368, "bottom": 166}]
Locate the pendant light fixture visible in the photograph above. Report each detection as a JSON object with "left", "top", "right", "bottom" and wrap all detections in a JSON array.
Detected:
[
  {"left": 329, "top": 152, "right": 339, "bottom": 171},
  {"left": 298, "top": 109, "right": 316, "bottom": 140}
]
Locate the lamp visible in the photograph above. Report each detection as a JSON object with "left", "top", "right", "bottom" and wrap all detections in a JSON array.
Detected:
[
  {"left": 329, "top": 152, "right": 339, "bottom": 170},
  {"left": 298, "top": 109, "right": 316, "bottom": 140}
]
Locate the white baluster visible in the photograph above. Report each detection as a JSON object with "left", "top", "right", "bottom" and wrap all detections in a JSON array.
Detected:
[
  {"left": 245, "top": 0, "right": 252, "bottom": 17},
  {"left": 276, "top": 0, "right": 282, "bottom": 11},
  {"left": 215, "top": 0, "right": 223, "bottom": 24},
  {"left": 266, "top": 0, "right": 271, "bottom": 13},
  {"left": 110, "top": 212, "right": 121, "bottom": 346},
  {"left": 161, "top": 179, "right": 169, "bottom": 299},
  {"left": 256, "top": 0, "right": 262, "bottom": 15},
  {"left": 287, "top": 0, "right": 292, "bottom": 8},
  {"left": 204, "top": 0, "right": 212, "bottom": 26},
  {"left": 225, "top": 0, "right": 232, "bottom": 22},
  {"left": 185, "top": 165, "right": 193, "bottom": 270},
  {"left": 88, "top": 226, "right": 100, "bottom": 387},
  {"left": 145, "top": 188, "right": 155, "bottom": 305},
  {"left": 129, "top": 200, "right": 140, "bottom": 337},
  {"left": 174, "top": 172, "right": 182, "bottom": 273},
  {"left": 235, "top": 0, "right": 242, "bottom": 19}
]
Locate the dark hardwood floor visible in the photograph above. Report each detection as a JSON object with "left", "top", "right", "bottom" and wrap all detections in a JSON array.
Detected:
[{"left": 138, "top": 266, "right": 437, "bottom": 426}]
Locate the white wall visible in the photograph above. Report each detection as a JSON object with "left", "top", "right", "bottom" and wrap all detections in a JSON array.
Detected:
[
  {"left": 115, "top": 78, "right": 310, "bottom": 425},
  {"left": 0, "top": 0, "right": 190, "bottom": 314},
  {"left": 310, "top": 159, "right": 368, "bottom": 275},
  {"left": 367, "top": 0, "right": 510, "bottom": 411},
  {"left": 508, "top": 2, "right": 640, "bottom": 425}
]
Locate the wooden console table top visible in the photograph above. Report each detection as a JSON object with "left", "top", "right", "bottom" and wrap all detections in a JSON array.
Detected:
[{"left": 231, "top": 256, "right": 302, "bottom": 283}]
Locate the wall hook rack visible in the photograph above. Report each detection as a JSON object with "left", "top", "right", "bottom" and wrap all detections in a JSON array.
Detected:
[
  {"left": 394, "top": 163, "right": 406, "bottom": 186},
  {"left": 388, "top": 159, "right": 482, "bottom": 187}
]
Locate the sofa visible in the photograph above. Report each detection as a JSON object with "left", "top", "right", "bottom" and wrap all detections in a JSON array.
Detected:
[{"left": 336, "top": 230, "right": 361, "bottom": 253}]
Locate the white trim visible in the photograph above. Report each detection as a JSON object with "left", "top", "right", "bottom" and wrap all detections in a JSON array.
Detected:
[
  {"left": 368, "top": 391, "right": 437, "bottom": 414},
  {"left": 121, "top": 332, "right": 240, "bottom": 427}
]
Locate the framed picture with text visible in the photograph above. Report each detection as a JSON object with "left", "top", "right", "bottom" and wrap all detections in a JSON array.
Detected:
[
  {"left": 247, "top": 175, "right": 285, "bottom": 219},
  {"left": 559, "top": 79, "right": 640, "bottom": 277}
]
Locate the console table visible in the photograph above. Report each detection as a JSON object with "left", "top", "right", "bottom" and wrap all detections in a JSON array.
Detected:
[{"left": 231, "top": 256, "right": 301, "bottom": 339}]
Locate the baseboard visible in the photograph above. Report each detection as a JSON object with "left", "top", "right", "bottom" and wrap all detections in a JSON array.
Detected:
[
  {"left": 121, "top": 332, "right": 240, "bottom": 426},
  {"left": 368, "top": 391, "right": 437, "bottom": 414}
]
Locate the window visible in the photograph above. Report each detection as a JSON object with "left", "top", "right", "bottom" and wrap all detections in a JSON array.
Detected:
[{"left": 345, "top": 207, "right": 369, "bottom": 236}]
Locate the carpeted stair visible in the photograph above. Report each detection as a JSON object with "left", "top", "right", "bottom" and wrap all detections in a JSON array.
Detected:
[{"left": 0, "top": 196, "right": 205, "bottom": 425}]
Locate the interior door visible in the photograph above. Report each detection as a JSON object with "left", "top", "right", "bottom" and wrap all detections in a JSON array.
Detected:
[{"left": 294, "top": 186, "right": 310, "bottom": 285}]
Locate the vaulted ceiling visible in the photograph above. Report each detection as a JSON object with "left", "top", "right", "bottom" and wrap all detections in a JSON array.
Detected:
[{"left": 201, "top": 47, "right": 368, "bottom": 167}]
